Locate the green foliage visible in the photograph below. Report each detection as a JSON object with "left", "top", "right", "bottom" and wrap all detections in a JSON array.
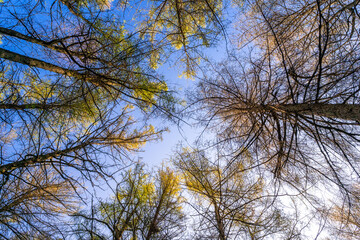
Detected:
[
  {"left": 116, "top": 164, "right": 155, "bottom": 205},
  {"left": 132, "top": 74, "right": 168, "bottom": 111}
]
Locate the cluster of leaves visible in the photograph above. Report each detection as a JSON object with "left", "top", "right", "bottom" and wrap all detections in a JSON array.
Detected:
[
  {"left": 143, "top": 0, "right": 225, "bottom": 78},
  {"left": 72, "top": 163, "right": 185, "bottom": 240}
]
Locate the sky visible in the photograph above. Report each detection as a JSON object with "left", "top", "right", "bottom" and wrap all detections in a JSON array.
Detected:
[
  {"left": 138, "top": 69, "right": 199, "bottom": 167},
  {"left": 137, "top": 41, "right": 230, "bottom": 168}
]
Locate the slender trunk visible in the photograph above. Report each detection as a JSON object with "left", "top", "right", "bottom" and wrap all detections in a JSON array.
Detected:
[
  {"left": 0, "top": 48, "right": 122, "bottom": 88},
  {"left": 0, "top": 27, "right": 69, "bottom": 55},
  {"left": 145, "top": 186, "right": 167, "bottom": 240},
  {"left": 0, "top": 48, "right": 79, "bottom": 78},
  {"left": 0, "top": 27, "right": 101, "bottom": 62},
  {"left": 214, "top": 204, "right": 226, "bottom": 240},
  {"left": 0, "top": 103, "right": 73, "bottom": 110},
  {"left": 0, "top": 141, "right": 90, "bottom": 174},
  {"left": 276, "top": 103, "right": 360, "bottom": 122}
]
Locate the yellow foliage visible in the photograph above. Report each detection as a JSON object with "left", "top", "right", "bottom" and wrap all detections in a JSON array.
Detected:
[
  {"left": 75, "top": 0, "right": 113, "bottom": 10},
  {"left": 142, "top": 0, "right": 223, "bottom": 76},
  {"left": 150, "top": 50, "right": 160, "bottom": 69},
  {"left": 132, "top": 77, "right": 169, "bottom": 110},
  {"left": 159, "top": 167, "right": 182, "bottom": 197}
]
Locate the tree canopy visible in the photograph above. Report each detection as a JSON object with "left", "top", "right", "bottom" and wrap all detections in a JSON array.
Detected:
[
  {"left": 2, "top": 0, "right": 360, "bottom": 239},
  {"left": 0, "top": 0, "right": 222, "bottom": 237}
]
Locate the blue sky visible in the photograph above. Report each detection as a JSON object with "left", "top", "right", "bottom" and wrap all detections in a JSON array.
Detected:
[{"left": 137, "top": 39, "right": 230, "bottom": 167}]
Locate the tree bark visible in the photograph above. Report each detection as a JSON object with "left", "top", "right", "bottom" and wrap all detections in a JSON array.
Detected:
[
  {"left": 214, "top": 204, "right": 226, "bottom": 240},
  {"left": 145, "top": 186, "right": 167, "bottom": 240},
  {"left": 0, "top": 141, "right": 89, "bottom": 174},
  {"left": 0, "top": 48, "right": 123, "bottom": 88},
  {"left": 276, "top": 103, "right": 360, "bottom": 122},
  {"left": 0, "top": 27, "right": 69, "bottom": 55},
  {"left": 0, "top": 103, "right": 74, "bottom": 110},
  {"left": 0, "top": 48, "right": 79, "bottom": 77},
  {"left": 0, "top": 27, "right": 104, "bottom": 62}
]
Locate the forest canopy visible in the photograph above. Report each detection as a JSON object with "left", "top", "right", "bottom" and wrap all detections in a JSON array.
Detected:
[{"left": 1, "top": 0, "right": 360, "bottom": 239}]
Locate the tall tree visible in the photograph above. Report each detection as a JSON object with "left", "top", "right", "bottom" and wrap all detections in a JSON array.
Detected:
[
  {"left": 0, "top": 167, "right": 76, "bottom": 239},
  {"left": 0, "top": 0, "right": 226, "bottom": 176},
  {"left": 173, "top": 145, "right": 296, "bottom": 239},
  {"left": 190, "top": 0, "right": 360, "bottom": 203},
  {"left": 72, "top": 163, "right": 185, "bottom": 240}
]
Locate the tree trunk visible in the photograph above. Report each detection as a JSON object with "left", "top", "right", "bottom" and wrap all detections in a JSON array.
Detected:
[
  {"left": 0, "top": 141, "right": 90, "bottom": 174},
  {"left": 214, "top": 204, "right": 226, "bottom": 240},
  {"left": 0, "top": 48, "right": 122, "bottom": 88},
  {"left": 276, "top": 103, "right": 360, "bottom": 122},
  {"left": 145, "top": 187, "right": 167, "bottom": 240},
  {"left": 0, "top": 48, "right": 78, "bottom": 77},
  {"left": 0, "top": 27, "right": 105, "bottom": 62},
  {"left": 0, "top": 27, "right": 68, "bottom": 54},
  {"left": 0, "top": 103, "right": 73, "bottom": 110}
]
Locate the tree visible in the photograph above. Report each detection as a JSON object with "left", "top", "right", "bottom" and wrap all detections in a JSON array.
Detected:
[
  {"left": 190, "top": 0, "right": 360, "bottom": 202},
  {"left": 172, "top": 145, "right": 296, "bottom": 239},
  {"left": 0, "top": 167, "right": 76, "bottom": 239},
  {"left": 72, "top": 163, "right": 185, "bottom": 240},
  {"left": 184, "top": 1, "right": 360, "bottom": 237}
]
